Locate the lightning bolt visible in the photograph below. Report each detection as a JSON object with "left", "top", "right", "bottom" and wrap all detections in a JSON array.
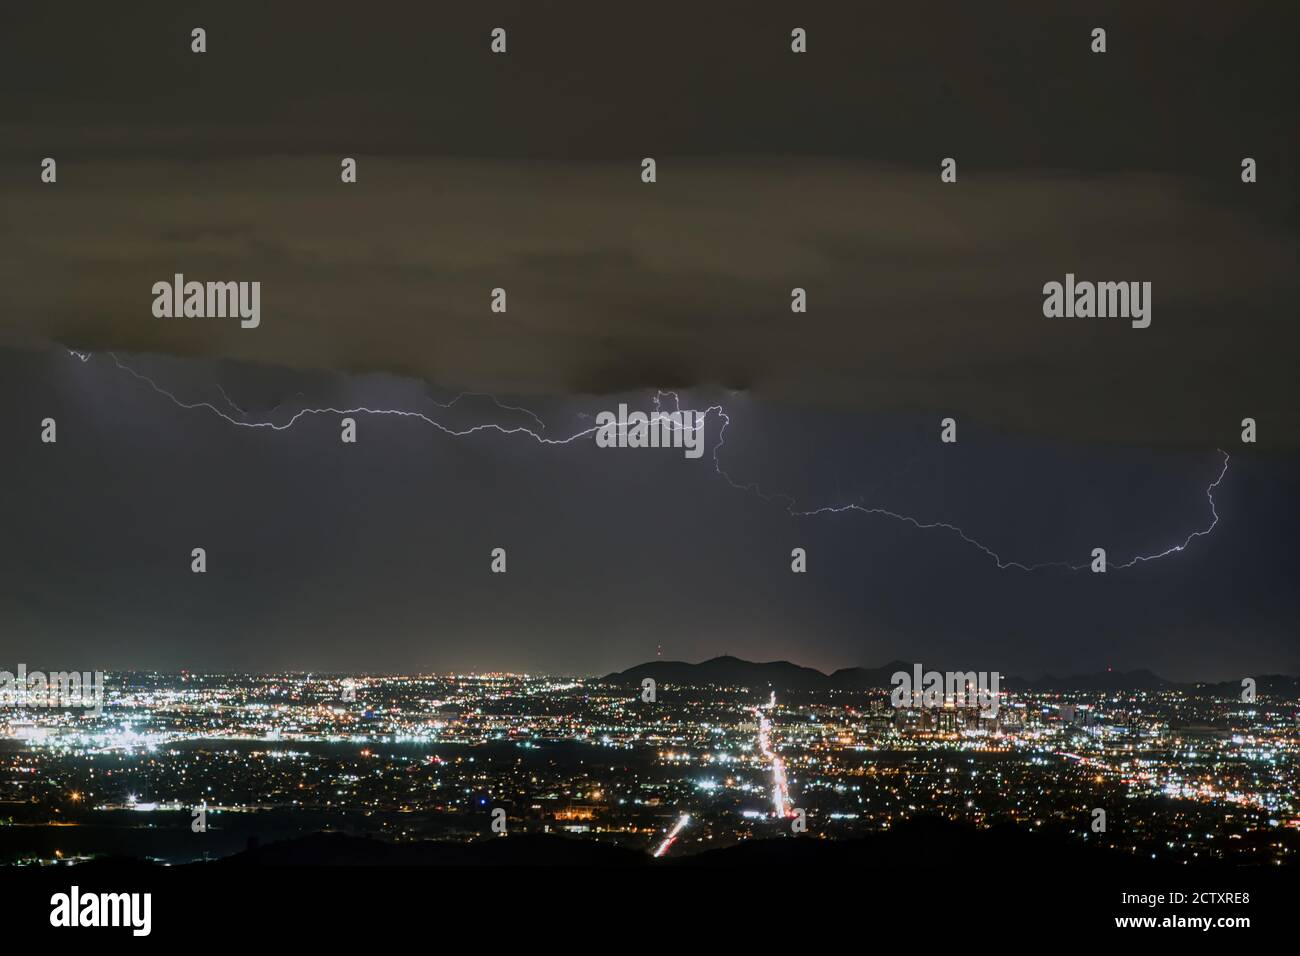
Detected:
[
  {"left": 783, "top": 450, "right": 1229, "bottom": 572},
  {"left": 72, "top": 350, "right": 1227, "bottom": 573}
]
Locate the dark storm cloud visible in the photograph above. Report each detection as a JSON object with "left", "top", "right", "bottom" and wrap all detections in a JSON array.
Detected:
[
  {"left": 1, "top": 2, "right": 1297, "bottom": 447},
  {"left": 3, "top": 158, "right": 1297, "bottom": 446},
  {"left": 5, "top": 2, "right": 1297, "bottom": 174}
]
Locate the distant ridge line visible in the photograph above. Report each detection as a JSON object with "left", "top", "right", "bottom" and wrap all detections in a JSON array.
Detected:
[{"left": 597, "top": 655, "right": 1299, "bottom": 696}]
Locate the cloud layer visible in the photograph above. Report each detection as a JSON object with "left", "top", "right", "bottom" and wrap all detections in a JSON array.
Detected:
[
  {"left": 3, "top": 1, "right": 1296, "bottom": 446},
  {"left": 3, "top": 157, "right": 1296, "bottom": 446}
]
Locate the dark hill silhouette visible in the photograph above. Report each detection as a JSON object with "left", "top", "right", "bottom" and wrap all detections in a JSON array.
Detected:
[
  {"left": 599, "top": 655, "right": 835, "bottom": 692},
  {"left": 207, "top": 831, "right": 646, "bottom": 866},
  {"left": 600, "top": 656, "right": 1299, "bottom": 696},
  {"left": 677, "top": 817, "right": 1100, "bottom": 868},
  {"left": 62, "top": 817, "right": 1165, "bottom": 870},
  {"left": 1001, "top": 668, "right": 1171, "bottom": 693},
  {"left": 826, "top": 661, "right": 922, "bottom": 691}
]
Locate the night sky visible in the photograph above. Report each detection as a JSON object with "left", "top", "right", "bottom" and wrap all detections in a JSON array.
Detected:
[{"left": 2, "top": 2, "right": 1296, "bottom": 678}]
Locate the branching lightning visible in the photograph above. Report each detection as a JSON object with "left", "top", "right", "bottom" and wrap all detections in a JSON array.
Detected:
[
  {"left": 784, "top": 451, "right": 1229, "bottom": 572},
  {"left": 71, "top": 350, "right": 1228, "bottom": 573}
]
